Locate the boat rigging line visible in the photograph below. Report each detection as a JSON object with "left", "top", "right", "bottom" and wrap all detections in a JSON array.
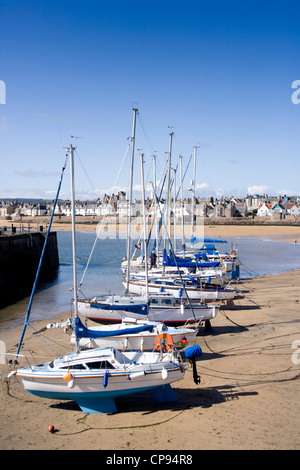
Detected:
[
  {"left": 151, "top": 182, "right": 198, "bottom": 324},
  {"left": 78, "top": 141, "right": 131, "bottom": 290},
  {"left": 74, "top": 148, "right": 96, "bottom": 194}
]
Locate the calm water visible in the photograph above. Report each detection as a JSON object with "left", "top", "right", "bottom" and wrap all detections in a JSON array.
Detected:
[{"left": 0, "top": 231, "right": 299, "bottom": 329}]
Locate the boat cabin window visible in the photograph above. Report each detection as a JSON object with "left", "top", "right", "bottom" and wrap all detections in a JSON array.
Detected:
[
  {"left": 150, "top": 299, "right": 159, "bottom": 304},
  {"left": 60, "top": 364, "right": 87, "bottom": 370},
  {"left": 162, "top": 299, "right": 172, "bottom": 305},
  {"left": 86, "top": 360, "right": 115, "bottom": 370}
]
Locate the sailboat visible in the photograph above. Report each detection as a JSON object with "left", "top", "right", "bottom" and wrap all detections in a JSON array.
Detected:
[
  {"left": 77, "top": 145, "right": 219, "bottom": 325},
  {"left": 124, "top": 248, "right": 237, "bottom": 303},
  {"left": 77, "top": 292, "right": 219, "bottom": 325},
  {"left": 76, "top": 114, "right": 219, "bottom": 327},
  {"left": 10, "top": 343, "right": 191, "bottom": 414},
  {"left": 50, "top": 316, "right": 198, "bottom": 351},
  {"left": 119, "top": 248, "right": 237, "bottom": 304},
  {"left": 7, "top": 142, "right": 194, "bottom": 414},
  {"left": 121, "top": 145, "right": 238, "bottom": 304},
  {"left": 124, "top": 277, "right": 236, "bottom": 302}
]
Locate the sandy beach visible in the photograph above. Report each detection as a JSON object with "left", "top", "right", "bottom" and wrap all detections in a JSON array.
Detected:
[
  {"left": 7, "top": 215, "right": 300, "bottom": 242},
  {"left": 0, "top": 223, "right": 300, "bottom": 450}
]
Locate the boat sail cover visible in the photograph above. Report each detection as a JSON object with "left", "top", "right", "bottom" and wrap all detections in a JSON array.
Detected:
[
  {"left": 74, "top": 317, "right": 154, "bottom": 339},
  {"left": 191, "top": 236, "right": 228, "bottom": 245},
  {"left": 87, "top": 302, "right": 148, "bottom": 315},
  {"left": 162, "top": 249, "right": 220, "bottom": 268}
]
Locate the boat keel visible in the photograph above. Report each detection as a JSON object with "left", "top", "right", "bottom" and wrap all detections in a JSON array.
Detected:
[
  {"left": 76, "top": 384, "right": 178, "bottom": 413},
  {"left": 76, "top": 397, "right": 118, "bottom": 414},
  {"left": 148, "top": 384, "right": 178, "bottom": 403}
]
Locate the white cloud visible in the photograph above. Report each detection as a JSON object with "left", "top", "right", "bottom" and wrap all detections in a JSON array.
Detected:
[
  {"left": 0, "top": 188, "right": 56, "bottom": 199},
  {"left": 14, "top": 169, "right": 60, "bottom": 178},
  {"left": 196, "top": 182, "right": 210, "bottom": 192},
  {"left": 92, "top": 185, "right": 126, "bottom": 196},
  {"left": 246, "top": 185, "right": 298, "bottom": 197},
  {"left": 276, "top": 189, "right": 297, "bottom": 197},
  {"left": 195, "top": 182, "right": 224, "bottom": 199},
  {"left": 247, "top": 185, "right": 270, "bottom": 195}
]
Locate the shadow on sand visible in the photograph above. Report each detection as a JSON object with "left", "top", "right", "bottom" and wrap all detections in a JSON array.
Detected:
[{"left": 49, "top": 383, "right": 258, "bottom": 416}]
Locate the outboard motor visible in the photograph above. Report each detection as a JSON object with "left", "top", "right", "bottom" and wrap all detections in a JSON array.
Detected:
[{"left": 184, "top": 345, "right": 202, "bottom": 385}]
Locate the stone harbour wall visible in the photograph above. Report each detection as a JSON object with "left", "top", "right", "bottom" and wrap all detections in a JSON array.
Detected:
[{"left": 0, "top": 231, "right": 59, "bottom": 309}]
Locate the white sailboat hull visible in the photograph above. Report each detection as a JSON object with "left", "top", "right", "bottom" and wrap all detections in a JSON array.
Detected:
[
  {"left": 16, "top": 365, "right": 183, "bottom": 397},
  {"left": 77, "top": 298, "right": 219, "bottom": 325},
  {"left": 69, "top": 322, "right": 198, "bottom": 351},
  {"left": 124, "top": 279, "right": 236, "bottom": 302},
  {"left": 14, "top": 348, "right": 186, "bottom": 413}
]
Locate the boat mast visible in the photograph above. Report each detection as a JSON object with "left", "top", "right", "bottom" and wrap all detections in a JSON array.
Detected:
[
  {"left": 191, "top": 145, "right": 197, "bottom": 243},
  {"left": 152, "top": 153, "right": 159, "bottom": 260},
  {"left": 166, "top": 131, "right": 174, "bottom": 251},
  {"left": 126, "top": 107, "right": 138, "bottom": 293},
  {"left": 68, "top": 143, "right": 80, "bottom": 352},
  {"left": 140, "top": 152, "right": 149, "bottom": 301},
  {"left": 179, "top": 155, "right": 185, "bottom": 255},
  {"left": 173, "top": 166, "right": 177, "bottom": 254}
]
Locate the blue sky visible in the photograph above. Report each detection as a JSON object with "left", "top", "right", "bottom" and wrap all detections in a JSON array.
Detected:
[{"left": 0, "top": 0, "right": 299, "bottom": 201}]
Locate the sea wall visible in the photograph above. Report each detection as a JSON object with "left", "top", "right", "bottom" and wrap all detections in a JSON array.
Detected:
[{"left": 0, "top": 231, "right": 59, "bottom": 309}]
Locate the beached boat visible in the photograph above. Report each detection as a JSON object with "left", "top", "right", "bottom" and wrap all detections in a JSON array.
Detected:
[
  {"left": 8, "top": 139, "right": 197, "bottom": 414},
  {"left": 123, "top": 262, "right": 227, "bottom": 280},
  {"left": 188, "top": 239, "right": 239, "bottom": 274},
  {"left": 10, "top": 343, "right": 190, "bottom": 414},
  {"left": 77, "top": 140, "right": 220, "bottom": 326},
  {"left": 122, "top": 276, "right": 236, "bottom": 302},
  {"left": 77, "top": 292, "right": 219, "bottom": 325},
  {"left": 48, "top": 316, "right": 198, "bottom": 351}
]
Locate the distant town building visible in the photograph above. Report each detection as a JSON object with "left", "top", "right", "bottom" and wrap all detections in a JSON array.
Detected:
[
  {"left": 0, "top": 202, "right": 16, "bottom": 217},
  {"left": 1, "top": 193, "right": 299, "bottom": 220},
  {"left": 286, "top": 203, "right": 300, "bottom": 216},
  {"left": 257, "top": 203, "right": 273, "bottom": 217}
]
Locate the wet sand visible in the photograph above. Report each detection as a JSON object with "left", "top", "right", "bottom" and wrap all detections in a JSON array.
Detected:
[{"left": 0, "top": 267, "right": 300, "bottom": 450}]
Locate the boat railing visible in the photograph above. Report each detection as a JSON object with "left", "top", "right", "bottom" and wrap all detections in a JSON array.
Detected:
[
  {"left": 0, "top": 223, "right": 48, "bottom": 236},
  {"left": 6, "top": 350, "right": 48, "bottom": 370},
  {"left": 182, "top": 319, "right": 201, "bottom": 330}
]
